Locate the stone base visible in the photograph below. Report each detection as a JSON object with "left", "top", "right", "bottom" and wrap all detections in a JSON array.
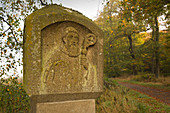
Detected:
[{"left": 36, "top": 99, "right": 95, "bottom": 113}]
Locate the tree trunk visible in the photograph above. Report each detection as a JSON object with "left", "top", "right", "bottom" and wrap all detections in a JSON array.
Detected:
[
  {"left": 151, "top": 27, "right": 155, "bottom": 74},
  {"left": 127, "top": 35, "right": 137, "bottom": 75},
  {"left": 108, "top": 9, "right": 113, "bottom": 65},
  {"left": 154, "top": 16, "right": 160, "bottom": 78},
  {"left": 109, "top": 41, "right": 112, "bottom": 65}
]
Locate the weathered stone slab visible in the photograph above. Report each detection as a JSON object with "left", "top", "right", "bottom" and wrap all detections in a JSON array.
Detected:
[
  {"left": 23, "top": 4, "right": 103, "bottom": 100},
  {"left": 36, "top": 99, "right": 95, "bottom": 113}
]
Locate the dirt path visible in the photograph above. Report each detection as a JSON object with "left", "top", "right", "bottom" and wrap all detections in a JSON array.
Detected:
[{"left": 119, "top": 82, "right": 170, "bottom": 105}]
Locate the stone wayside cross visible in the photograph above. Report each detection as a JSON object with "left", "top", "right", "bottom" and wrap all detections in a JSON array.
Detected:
[{"left": 23, "top": 5, "right": 103, "bottom": 113}]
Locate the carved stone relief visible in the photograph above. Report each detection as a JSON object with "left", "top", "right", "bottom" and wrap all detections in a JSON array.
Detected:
[
  {"left": 24, "top": 5, "right": 103, "bottom": 97},
  {"left": 41, "top": 22, "right": 97, "bottom": 93}
]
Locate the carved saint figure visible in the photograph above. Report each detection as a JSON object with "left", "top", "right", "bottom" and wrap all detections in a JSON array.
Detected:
[
  {"left": 62, "top": 27, "right": 80, "bottom": 57},
  {"left": 43, "top": 27, "right": 81, "bottom": 83},
  {"left": 43, "top": 26, "right": 97, "bottom": 85}
]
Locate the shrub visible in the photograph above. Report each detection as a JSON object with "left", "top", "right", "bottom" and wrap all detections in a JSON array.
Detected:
[
  {"left": 96, "top": 78, "right": 138, "bottom": 113},
  {"left": 133, "top": 74, "right": 156, "bottom": 82},
  {"left": 0, "top": 77, "right": 30, "bottom": 113}
]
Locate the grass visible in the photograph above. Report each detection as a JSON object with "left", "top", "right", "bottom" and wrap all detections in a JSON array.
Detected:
[
  {"left": 121, "top": 80, "right": 170, "bottom": 90},
  {"left": 115, "top": 75, "right": 170, "bottom": 91},
  {"left": 129, "top": 89, "right": 170, "bottom": 113},
  {"left": 96, "top": 79, "right": 137, "bottom": 113},
  {"left": 96, "top": 78, "right": 170, "bottom": 113}
]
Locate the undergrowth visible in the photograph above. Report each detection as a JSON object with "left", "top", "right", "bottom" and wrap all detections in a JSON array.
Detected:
[
  {"left": 96, "top": 78, "right": 141, "bottom": 113},
  {"left": 1, "top": 77, "right": 169, "bottom": 113},
  {"left": 0, "top": 77, "right": 30, "bottom": 113},
  {"left": 133, "top": 74, "right": 170, "bottom": 87},
  {"left": 117, "top": 75, "right": 170, "bottom": 90},
  {"left": 96, "top": 78, "right": 170, "bottom": 113}
]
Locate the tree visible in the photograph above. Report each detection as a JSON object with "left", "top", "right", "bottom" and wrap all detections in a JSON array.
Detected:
[
  {"left": 96, "top": 0, "right": 147, "bottom": 75},
  {"left": 0, "top": 0, "right": 38, "bottom": 78},
  {"left": 126, "top": 0, "right": 169, "bottom": 77},
  {"left": 0, "top": 0, "right": 55, "bottom": 79},
  {"left": 96, "top": 0, "right": 169, "bottom": 77}
]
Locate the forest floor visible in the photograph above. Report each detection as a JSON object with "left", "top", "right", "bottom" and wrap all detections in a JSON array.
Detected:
[{"left": 118, "top": 81, "right": 170, "bottom": 105}]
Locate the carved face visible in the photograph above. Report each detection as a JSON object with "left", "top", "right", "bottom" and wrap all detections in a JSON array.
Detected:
[
  {"left": 66, "top": 32, "right": 79, "bottom": 47},
  {"left": 63, "top": 31, "right": 80, "bottom": 57}
]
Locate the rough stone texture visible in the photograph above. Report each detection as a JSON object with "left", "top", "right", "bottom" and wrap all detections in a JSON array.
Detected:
[
  {"left": 36, "top": 99, "right": 95, "bottom": 113},
  {"left": 23, "top": 4, "right": 103, "bottom": 99},
  {"left": 30, "top": 92, "right": 101, "bottom": 112}
]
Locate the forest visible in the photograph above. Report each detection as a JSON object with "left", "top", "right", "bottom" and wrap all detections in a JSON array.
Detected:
[
  {"left": 95, "top": 0, "right": 169, "bottom": 78},
  {"left": 0, "top": 0, "right": 169, "bottom": 113}
]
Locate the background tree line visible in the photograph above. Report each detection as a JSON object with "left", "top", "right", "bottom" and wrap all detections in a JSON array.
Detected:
[
  {"left": 95, "top": 0, "right": 169, "bottom": 78},
  {"left": 0, "top": 0, "right": 169, "bottom": 81}
]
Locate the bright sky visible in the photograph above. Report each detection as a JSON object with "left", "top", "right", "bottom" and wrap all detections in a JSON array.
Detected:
[{"left": 53, "top": 0, "right": 105, "bottom": 20}]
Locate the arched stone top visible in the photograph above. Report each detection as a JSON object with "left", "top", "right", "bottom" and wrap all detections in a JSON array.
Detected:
[{"left": 25, "top": 4, "right": 103, "bottom": 38}]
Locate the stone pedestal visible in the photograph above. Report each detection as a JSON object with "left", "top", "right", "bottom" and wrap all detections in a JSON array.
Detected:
[{"left": 36, "top": 99, "right": 95, "bottom": 113}]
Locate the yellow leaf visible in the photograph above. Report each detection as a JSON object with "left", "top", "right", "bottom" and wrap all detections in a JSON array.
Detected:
[
  {"left": 18, "top": 28, "right": 21, "bottom": 31},
  {"left": 7, "top": 41, "right": 10, "bottom": 45},
  {"left": 122, "top": 19, "right": 126, "bottom": 25},
  {"left": 3, "top": 33, "right": 6, "bottom": 36}
]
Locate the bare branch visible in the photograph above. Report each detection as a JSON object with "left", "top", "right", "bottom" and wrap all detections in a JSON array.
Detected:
[
  {"left": 0, "top": 16, "right": 19, "bottom": 45},
  {"left": 0, "top": 16, "right": 12, "bottom": 28},
  {"left": 0, "top": 27, "right": 10, "bottom": 36},
  {"left": 40, "top": 0, "right": 47, "bottom": 6}
]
